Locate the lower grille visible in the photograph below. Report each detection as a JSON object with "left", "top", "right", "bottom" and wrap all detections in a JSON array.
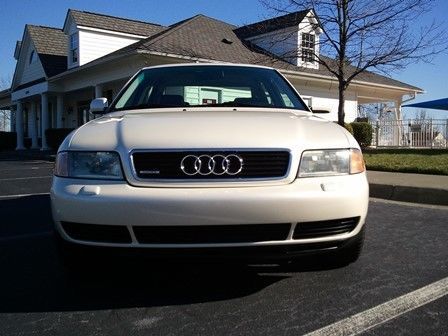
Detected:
[
  {"left": 293, "top": 217, "right": 360, "bottom": 239},
  {"left": 61, "top": 222, "right": 132, "bottom": 243},
  {"left": 133, "top": 224, "right": 291, "bottom": 244}
]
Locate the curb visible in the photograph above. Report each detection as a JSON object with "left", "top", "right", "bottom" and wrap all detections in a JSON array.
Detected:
[{"left": 369, "top": 183, "right": 448, "bottom": 206}]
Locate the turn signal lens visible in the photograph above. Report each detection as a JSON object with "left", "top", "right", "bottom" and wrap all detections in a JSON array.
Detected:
[
  {"left": 54, "top": 152, "right": 69, "bottom": 177},
  {"left": 350, "top": 149, "right": 365, "bottom": 174}
]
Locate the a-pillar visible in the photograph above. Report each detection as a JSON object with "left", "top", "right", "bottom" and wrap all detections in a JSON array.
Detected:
[
  {"left": 29, "top": 101, "right": 39, "bottom": 148},
  {"left": 56, "top": 94, "right": 64, "bottom": 128},
  {"left": 15, "top": 101, "right": 25, "bottom": 150},
  {"left": 41, "top": 93, "right": 49, "bottom": 150}
]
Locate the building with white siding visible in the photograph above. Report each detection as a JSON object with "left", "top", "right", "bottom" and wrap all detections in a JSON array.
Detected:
[{"left": 0, "top": 9, "right": 423, "bottom": 150}]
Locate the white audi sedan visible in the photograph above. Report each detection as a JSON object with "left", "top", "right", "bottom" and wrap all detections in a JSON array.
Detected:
[{"left": 51, "top": 64, "right": 369, "bottom": 265}]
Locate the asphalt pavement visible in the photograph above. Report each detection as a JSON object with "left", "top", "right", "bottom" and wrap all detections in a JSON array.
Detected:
[{"left": 0, "top": 158, "right": 447, "bottom": 335}]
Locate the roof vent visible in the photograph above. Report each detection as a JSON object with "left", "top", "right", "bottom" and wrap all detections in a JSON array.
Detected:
[{"left": 221, "top": 38, "right": 233, "bottom": 45}]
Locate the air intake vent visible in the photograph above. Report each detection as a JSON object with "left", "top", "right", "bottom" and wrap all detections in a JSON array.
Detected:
[
  {"left": 61, "top": 222, "right": 132, "bottom": 243},
  {"left": 293, "top": 217, "right": 360, "bottom": 239},
  {"left": 133, "top": 224, "right": 291, "bottom": 244}
]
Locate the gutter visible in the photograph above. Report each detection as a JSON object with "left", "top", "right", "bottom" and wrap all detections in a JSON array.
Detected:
[
  {"left": 48, "top": 50, "right": 137, "bottom": 82},
  {"left": 279, "top": 69, "right": 424, "bottom": 94}
]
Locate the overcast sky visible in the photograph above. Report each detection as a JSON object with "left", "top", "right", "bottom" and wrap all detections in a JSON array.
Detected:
[{"left": 1, "top": 0, "right": 447, "bottom": 119}]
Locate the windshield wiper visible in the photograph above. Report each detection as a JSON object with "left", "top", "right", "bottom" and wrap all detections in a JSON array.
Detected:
[
  {"left": 188, "top": 101, "right": 269, "bottom": 108},
  {"left": 111, "top": 103, "right": 179, "bottom": 112}
]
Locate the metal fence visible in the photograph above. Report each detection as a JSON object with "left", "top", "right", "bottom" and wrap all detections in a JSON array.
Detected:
[{"left": 371, "top": 119, "right": 448, "bottom": 148}]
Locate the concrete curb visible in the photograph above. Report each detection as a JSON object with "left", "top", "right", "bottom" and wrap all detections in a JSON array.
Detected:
[{"left": 369, "top": 183, "right": 448, "bottom": 206}]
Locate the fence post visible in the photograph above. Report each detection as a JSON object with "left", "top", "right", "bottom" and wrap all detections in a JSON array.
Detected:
[
  {"left": 375, "top": 121, "right": 380, "bottom": 147},
  {"left": 446, "top": 119, "right": 448, "bottom": 149},
  {"left": 430, "top": 119, "right": 433, "bottom": 149}
]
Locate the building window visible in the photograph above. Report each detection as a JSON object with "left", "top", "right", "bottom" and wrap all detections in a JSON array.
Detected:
[
  {"left": 70, "top": 33, "right": 79, "bottom": 63},
  {"left": 301, "top": 33, "right": 315, "bottom": 63},
  {"left": 29, "top": 50, "right": 37, "bottom": 64}
]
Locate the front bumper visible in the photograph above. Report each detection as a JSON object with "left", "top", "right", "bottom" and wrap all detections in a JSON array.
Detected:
[{"left": 51, "top": 173, "right": 369, "bottom": 249}]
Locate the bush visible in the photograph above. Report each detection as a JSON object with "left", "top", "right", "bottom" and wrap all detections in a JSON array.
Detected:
[
  {"left": 0, "top": 131, "right": 17, "bottom": 150},
  {"left": 344, "top": 123, "right": 354, "bottom": 135},
  {"left": 350, "top": 122, "right": 373, "bottom": 148},
  {"left": 45, "top": 128, "right": 75, "bottom": 150}
]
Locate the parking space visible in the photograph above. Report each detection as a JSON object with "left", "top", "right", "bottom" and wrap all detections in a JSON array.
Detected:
[
  {"left": 0, "top": 159, "right": 54, "bottom": 197},
  {"left": 0, "top": 159, "right": 447, "bottom": 335}
]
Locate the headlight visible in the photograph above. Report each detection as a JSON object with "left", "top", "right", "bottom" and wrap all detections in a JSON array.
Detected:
[
  {"left": 298, "top": 148, "right": 365, "bottom": 178},
  {"left": 54, "top": 151, "right": 124, "bottom": 180}
]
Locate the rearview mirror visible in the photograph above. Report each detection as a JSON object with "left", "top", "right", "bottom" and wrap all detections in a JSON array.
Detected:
[{"left": 90, "top": 98, "right": 108, "bottom": 114}]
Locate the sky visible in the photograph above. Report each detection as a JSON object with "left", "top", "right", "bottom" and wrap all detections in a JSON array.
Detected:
[{"left": 1, "top": 0, "right": 447, "bottom": 119}]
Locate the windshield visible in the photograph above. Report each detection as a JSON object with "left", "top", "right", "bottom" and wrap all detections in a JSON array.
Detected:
[{"left": 110, "top": 65, "right": 309, "bottom": 111}]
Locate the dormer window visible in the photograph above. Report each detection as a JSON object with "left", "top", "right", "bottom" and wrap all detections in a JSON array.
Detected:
[
  {"left": 301, "top": 33, "right": 315, "bottom": 63},
  {"left": 70, "top": 33, "right": 79, "bottom": 63},
  {"left": 29, "top": 50, "right": 37, "bottom": 64}
]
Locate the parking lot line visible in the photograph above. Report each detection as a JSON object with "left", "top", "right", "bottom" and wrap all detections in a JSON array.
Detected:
[
  {"left": 0, "top": 176, "right": 52, "bottom": 181},
  {"left": 0, "top": 166, "right": 52, "bottom": 171},
  {"left": 304, "top": 276, "right": 448, "bottom": 336},
  {"left": 0, "top": 192, "right": 50, "bottom": 199},
  {"left": 0, "top": 230, "right": 53, "bottom": 242}
]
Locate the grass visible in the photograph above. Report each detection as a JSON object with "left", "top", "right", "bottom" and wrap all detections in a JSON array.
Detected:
[{"left": 363, "top": 148, "right": 448, "bottom": 175}]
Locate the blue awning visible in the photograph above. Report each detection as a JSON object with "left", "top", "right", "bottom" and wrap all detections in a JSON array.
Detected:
[{"left": 402, "top": 98, "right": 448, "bottom": 111}]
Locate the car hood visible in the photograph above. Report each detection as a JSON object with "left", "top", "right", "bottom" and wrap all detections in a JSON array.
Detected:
[{"left": 62, "top": 109, "right": 355, "bottom": 152}]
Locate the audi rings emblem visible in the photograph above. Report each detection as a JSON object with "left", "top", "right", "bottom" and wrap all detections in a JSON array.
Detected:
[{"left": 180, "top": 154, "right": 244, "bottom": 176}]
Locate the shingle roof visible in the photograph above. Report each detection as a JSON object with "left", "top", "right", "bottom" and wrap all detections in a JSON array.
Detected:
[
  {"left": 234, "top": 10, "right": 310, "bottom": 39},
  {"left": 26, "top": 25, "right": 68, "bottom": 77},
  {"left": 110, "top": 14, "right": 421, "bottom": 91},
  {"left": 69, "top": 9, "right": 166, "bottom": 36}
]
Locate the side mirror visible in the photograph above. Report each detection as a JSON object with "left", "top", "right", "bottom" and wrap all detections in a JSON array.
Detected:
[{"left": 90, "top": 98, "right": 108, "bottom": 114}]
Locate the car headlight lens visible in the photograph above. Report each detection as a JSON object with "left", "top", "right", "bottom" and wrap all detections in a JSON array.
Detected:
[
  {"left": 298, "top": 148, "right": 365, "bottom": 177},
  {"left": 54, "top": 151, "right": 124, "bottom": 180}
]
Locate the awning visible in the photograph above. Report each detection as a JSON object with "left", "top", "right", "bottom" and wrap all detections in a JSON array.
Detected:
[{"left": 403, "top": 98, "right": 448, "bottom": 111}]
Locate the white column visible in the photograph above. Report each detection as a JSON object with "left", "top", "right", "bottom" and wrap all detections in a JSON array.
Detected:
[
  {"left": 394, "top": 99, "right": 402, "bottom": 121},
  {"left": 95, "top": 84, "right": 103, "bottom": 98},
  {"left": 41, "top": 93, "right": 49, "bottom": 150},
  {"left": 394, "top": 99, "right": 403, "bottom": 147},
  {"left": 56, "top": 94, "right": 64, "bottom": 128},
  {"left": 29, "top": 101, "right": 39, "bottom": 149},
  {"left": 15, "top": 102, "right": 25, "bottom": 150}
]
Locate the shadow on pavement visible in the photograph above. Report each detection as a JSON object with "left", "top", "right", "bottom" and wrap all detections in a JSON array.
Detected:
[{"left": 0, "top": 195, "right": 339, "bottom": 313}]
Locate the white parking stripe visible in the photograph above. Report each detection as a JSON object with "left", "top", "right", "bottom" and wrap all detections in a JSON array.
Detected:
[
  {"left": 0, "top": 176, "right": 52, "bottom": 181},
  {"left": 0, "top": 231, "right": 53, "bottom": 242},
  {"left": 305, "top": 276, "right": 448, "bottom": 336},
  {"left": 0, "top": 192, "right": 50, "bottom": 199},
  {"left": 0, "top": 166, "right": 53, "bottom": 171}
]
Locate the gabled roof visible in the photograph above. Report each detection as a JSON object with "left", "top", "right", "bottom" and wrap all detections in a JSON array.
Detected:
[
  {"left": 234, "top": 10, "right": 310, "bottom": 39},
  {"left": 68, "top": 9, "right": 166, "bottom": 36},
  {"left": 113, "top": 15, "right": 279, "bottom": 65},
  {"left": 99, "top": 14, "right": 421, "bottom": 92},
  {"left": 26, "top": 25, "right": 67, "bottom": 77}
]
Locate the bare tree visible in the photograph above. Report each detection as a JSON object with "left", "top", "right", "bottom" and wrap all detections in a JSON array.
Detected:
[
  {"left": 260, "top": 0, "right": 447, "bottom": 125},
  {"left": 0, "top": 76, "right": 12, "bottom": 131}
]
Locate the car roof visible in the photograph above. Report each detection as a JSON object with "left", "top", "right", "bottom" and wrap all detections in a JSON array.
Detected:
[{"left": 140, "top": 63, "right": 276, "bottom": 71}]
